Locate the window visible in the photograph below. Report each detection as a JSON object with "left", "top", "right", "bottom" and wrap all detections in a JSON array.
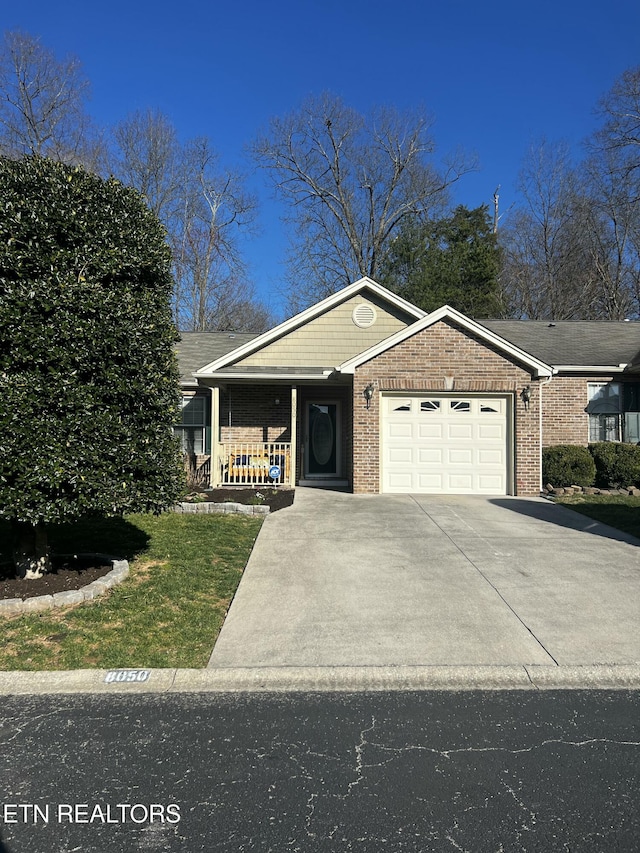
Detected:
[
  {"left": 175, "top": 395, "right": 208, "bottom": 455},
  {"left": 588, "top": 383, "right": 622, "bottom": 442},
  {"left": 420, "top": 400, "right": 440, "bottom": 412},
  {"left": 450, "top": 400, "right": 471, "bottom": 412}
]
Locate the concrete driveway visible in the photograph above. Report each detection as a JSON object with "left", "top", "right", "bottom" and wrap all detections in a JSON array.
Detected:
[{"left": 208, "top": 489, "right": 640, "bottom": 669}]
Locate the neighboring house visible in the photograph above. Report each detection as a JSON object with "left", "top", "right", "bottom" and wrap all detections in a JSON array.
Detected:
[{"left": 175, "top": 277, "right": 640, "bottom": 496}]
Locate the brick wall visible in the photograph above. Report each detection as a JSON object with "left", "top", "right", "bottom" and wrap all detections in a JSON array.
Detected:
[
  {"left": 541, "top": 375, "right": 618, "bottom": 447},
  {"left": 352, "top": 319, "right": 541, "bottom": 495},
  {"left": 220, "top": 385, "right": 292, "bottom": 443}
]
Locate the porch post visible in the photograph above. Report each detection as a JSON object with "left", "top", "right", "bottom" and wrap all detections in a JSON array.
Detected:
[
  {"left": 289, "top": 385, "right": 297, "bottom": 488},
  {"left": 210, "top": 385, "right": 220, "bottom": 488}
]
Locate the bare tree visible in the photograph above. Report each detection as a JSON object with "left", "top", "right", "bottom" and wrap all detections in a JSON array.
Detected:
[
  {"left": 500, "top": 139, "right": 599, "bottom": 319},
  {"left": 594, "top": 66, "right": 640, "bottom": 169},
  {"left": 588, "top": 67, "right": 640, "bottom": 315},
  {"left": 577, "top": 150, "right": 638, "bottom": 319},
  {"left": 110, "top": 114, "right": 270, "bottom": 331},
  {"left": 0, "top": 30, "right": 101, "bottom": 167},
  {"left": 111, "top": 108, "right": 184, "bottom": 221},
  {"left": 253, "top": 93, "right": 474, "bottom": 309}
]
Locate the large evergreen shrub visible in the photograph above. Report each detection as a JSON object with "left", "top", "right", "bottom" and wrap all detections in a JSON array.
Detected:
[
  {"left": 0, "top": 156, "right": 184, "bottom": 575},
  {"left": 542, "top": 445, "right": 596, "bottom": 488},
  {"left": 589, "top": 442, "right": 640, "bottom": 488}
]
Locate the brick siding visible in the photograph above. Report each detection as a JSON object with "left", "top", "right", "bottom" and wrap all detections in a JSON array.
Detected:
[
  {"left": 220, "top": 385, "right": 291, "bottom": 444},
  {"left": 352, "top": 319, "right": 541, "bottom": 495},
  {"left": 541, "top": 374, "right": 617, "bottom": 447}
]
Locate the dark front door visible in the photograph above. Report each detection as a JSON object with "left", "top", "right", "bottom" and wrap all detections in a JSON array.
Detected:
[{"left": 306, "top": 402, "right": 340, "bottom": 477}]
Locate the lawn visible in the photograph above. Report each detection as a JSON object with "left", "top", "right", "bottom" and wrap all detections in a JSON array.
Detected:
[
  {"left": 0, "top": 512, "right": 263, "bottom": 671},
  {"left": 554, "top": 493, "right": 640, "bottom": 539}
]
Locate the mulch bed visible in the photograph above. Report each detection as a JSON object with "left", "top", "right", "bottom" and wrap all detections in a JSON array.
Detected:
[
  {"left": 184, "top": 487, "right": 296, "bottom": 513},
  {"left": 0, "top": 556, "right": 113, "bottom": 602},
  {"left": 1, "top": 489, "right": 295, "bottom": 603}
]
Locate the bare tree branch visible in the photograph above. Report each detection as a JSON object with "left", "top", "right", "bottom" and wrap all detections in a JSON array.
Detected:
[{"left": 253, "top": 93, "right": 475, "bottom": 307}]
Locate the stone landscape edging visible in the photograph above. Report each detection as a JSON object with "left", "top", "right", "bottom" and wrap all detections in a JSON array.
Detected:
[
  {"left": 0, "top": 556, "right": 129, "bottom": 618},
  {"left": 173, "top": 501, "right": 270, "bottom": 516}
]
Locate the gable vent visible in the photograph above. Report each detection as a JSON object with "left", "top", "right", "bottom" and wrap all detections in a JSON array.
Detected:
[{"left": 352, "top": 303, "right": 377, "bottom": 328}]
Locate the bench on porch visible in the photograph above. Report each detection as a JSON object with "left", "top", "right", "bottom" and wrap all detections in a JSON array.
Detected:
[{"left": 220, "top": 443, "right": 291, "bottom": 486}]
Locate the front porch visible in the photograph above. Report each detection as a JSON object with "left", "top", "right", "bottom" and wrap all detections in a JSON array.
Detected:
[{"left": 179, "top": 383, "right": 353, "bottom": 490}]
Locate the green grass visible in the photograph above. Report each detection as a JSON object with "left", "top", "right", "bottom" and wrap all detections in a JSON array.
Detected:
[
  {"left": 554, "top": 494, "right": 640, "bottom": 539},
  {"left": 0, "top": 513, "right": 262, "bottom": 671}
]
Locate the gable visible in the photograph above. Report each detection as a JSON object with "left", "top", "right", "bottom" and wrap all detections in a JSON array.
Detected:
[
  {"left": 358, "top": 318, "right": 536, "bottom": 386},
  {"left": 232, "top": 289, "right": 417, "bottom": 369},
  {"left": 339, "top": 305, "right": 553, "bottom": 377}
]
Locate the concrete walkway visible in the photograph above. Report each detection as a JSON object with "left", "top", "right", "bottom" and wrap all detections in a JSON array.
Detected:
[{"left": 208, "top": 488, "right": 640, "bottom": 670}]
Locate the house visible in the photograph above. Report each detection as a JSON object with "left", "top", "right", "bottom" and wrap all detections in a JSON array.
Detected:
[{"left": 175, "top": 277, "right": 640, "bottom": 496}]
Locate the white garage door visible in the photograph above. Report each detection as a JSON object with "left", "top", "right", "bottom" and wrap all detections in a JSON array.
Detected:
[{"left": 382, "top": 395, "right": 510, "bottom": 494}]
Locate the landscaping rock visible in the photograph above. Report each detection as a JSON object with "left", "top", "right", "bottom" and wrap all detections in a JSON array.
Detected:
[
  {"left": 52, "top": 590, "right": 85, "bottom": 606},
  {"left": 110, "top": 560, "right": 129, "bottom": 579},
  {"left": 0, "top": 598, "right": 24, "bottom": 616},
  {"left": 82, "top": 581, "right": 109, "bottom": 601},
  {"left": 21, "top": 595, "right": 53, "bottom": 613},
  {"left": 173, "top": 500, "right": 271, "bottom": 516}
]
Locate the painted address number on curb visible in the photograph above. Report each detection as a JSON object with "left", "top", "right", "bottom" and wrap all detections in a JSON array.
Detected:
[{"left": 104, "top": 669, "right": 150, "bottom": 684}]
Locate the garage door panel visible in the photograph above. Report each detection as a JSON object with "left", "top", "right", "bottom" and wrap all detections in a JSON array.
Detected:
[
  {"left": 448, "top": 449, "right": 473, "bottom": 464},
  {"left": 418, "top": 448, "right": 443, "bottom": 464},
  {"left": 478, "top": 424, "right": 504, "bottom": 439},
  {"left": 477, "top": 475, "right": 504, "bottom": 490},
  {"left": 448, "top": 424, "right": 473, "bottom": 439},
  {"left": 448, "top": 473, "right": 474, "bottom": 489},
  {"left": 388, "top": 423, "right": 413, "bottom": 439},
  {"left": 417, "top": 472, "right": 444, "bottom": 490},
  {"left": 382, "top": 394, "right": 510, "bottom": 495},
  {"left": 478, "top": 449, "right": 504, "bottom": 465},
  {"left": 388, "top": 447, "right": 413, "bottom": 464},
  {"left": 418, "top": 423, "right": 443, "bottom": 439},
  {"left": 386, "top": 471, "right": 414, "bottom": 489}
]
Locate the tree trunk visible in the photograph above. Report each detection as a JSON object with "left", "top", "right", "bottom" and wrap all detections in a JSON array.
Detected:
[{"left": 11, "top": 520, "right": 52, "bottom": 579}]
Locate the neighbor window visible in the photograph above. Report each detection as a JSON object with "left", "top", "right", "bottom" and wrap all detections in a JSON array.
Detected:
[
  {"left": 175, "top": 395, "right": 208, "bottom": 455},
  {"left": 587, "top": 383, "right": 622, "bottom": 442}
]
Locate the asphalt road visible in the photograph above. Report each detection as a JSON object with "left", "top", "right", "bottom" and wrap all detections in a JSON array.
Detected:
[{"left": 1, "top": 690, "right": 639, "bottom": 852}]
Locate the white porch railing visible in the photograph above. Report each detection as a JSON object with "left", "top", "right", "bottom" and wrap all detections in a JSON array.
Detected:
[{"left": 218, "top": 442, "right": 291, "bottom": 486}]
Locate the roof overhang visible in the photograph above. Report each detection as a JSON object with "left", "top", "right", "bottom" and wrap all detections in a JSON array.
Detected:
[
  {"left": 336, "top": 305, "right": 554, "bottom": 377},
  {"left": 194, "top": 277, "right": 426, "bottom": 377},
  {"left": 193, "top": 369, "right": 337, "bottom": 381},
  {"left": 552, "top": 364, "right": 630, "bottom": 374}
]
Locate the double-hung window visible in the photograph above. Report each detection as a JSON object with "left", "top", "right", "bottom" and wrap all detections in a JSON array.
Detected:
[
  {"left": 175, "top": 395, "right": 207, "bottom": 455},
  {"left": 587, "top": 383, "right": 622, "bottom": 442}
]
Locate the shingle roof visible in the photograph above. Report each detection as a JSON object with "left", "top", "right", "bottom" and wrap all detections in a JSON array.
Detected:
[
  {"left": 176, "top": 321, "right": 640, "bottom": 383},
  {"left": 176, "top": 332, "right": 257, "bottom": 383},
  {"left": 480, "top": 320, "right": 640, "bottom": 368}
]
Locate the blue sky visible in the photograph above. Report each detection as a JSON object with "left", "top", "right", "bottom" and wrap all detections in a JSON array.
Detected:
[{"left": 5, "top": 0, "right": 640, "bottom": 315}]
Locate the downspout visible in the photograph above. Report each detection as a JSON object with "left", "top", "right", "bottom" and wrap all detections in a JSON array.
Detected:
[{"left": 538, "top": 372, "right": 555, "bottom": 491}]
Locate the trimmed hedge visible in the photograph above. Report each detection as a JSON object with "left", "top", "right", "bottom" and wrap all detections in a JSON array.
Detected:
[
  {"left": 542, "top": 445, "right": 596, "bottom": 488},
  {"left": 589, "top": 442, "right": 640, "bottom": 488}
]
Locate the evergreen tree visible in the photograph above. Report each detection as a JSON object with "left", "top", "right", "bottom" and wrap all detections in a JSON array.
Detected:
[
  {"left": 0, "top": 156, "right": 184, "bottom": 576},
  {"left": 381, "top": 205, "right": 504, "bottom": 317}
]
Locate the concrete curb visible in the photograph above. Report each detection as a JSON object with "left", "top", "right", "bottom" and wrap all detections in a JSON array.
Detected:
[
  {"left": 1, "top": 664, "right": 640, "bottom": 695},
  {"left": 0, "top": 557, "right": 129, "bottom": 617}
]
